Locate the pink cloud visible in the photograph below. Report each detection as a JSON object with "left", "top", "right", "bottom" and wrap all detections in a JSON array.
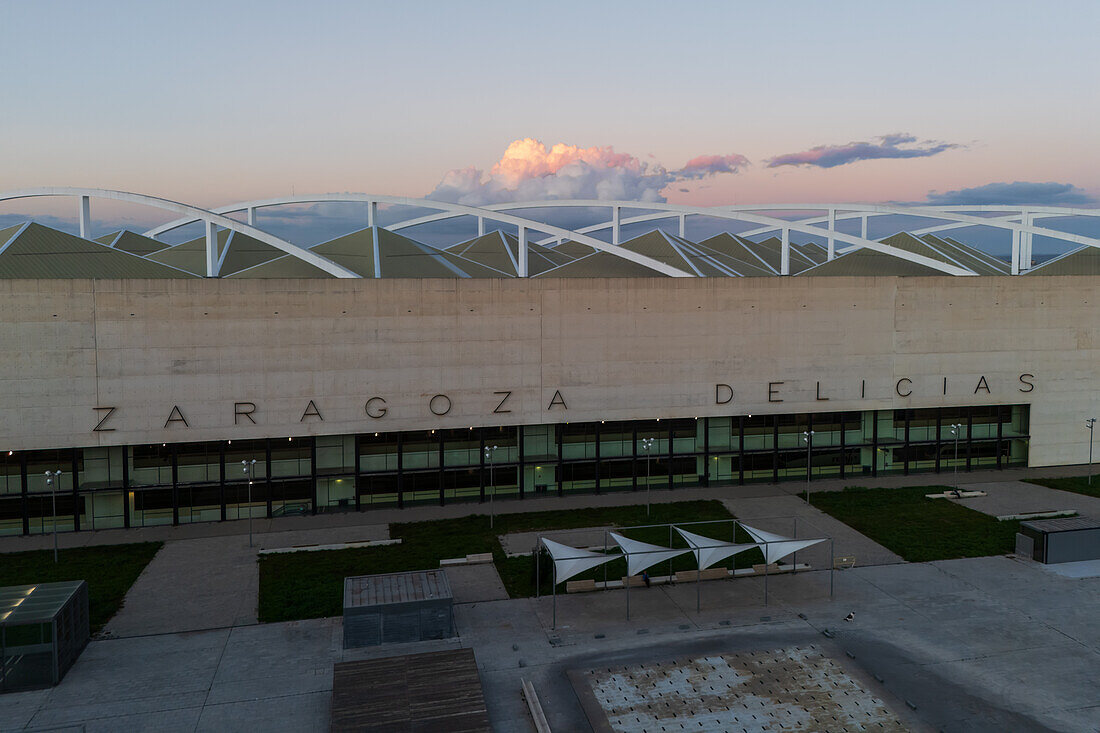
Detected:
[
  {"left": 679, "top": 153, "right": 750, "bottom": 179},
  {"left": 428, "top": 138, "right": 749, "bottom": 205}
]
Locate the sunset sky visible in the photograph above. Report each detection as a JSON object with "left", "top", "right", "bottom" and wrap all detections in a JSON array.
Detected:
[{"left": 2, "top": 0, "right": 1098, "bottom": 230}]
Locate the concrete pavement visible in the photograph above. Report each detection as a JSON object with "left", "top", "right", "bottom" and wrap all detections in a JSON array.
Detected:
[{"left": 5, "top": 553, "right": 1097, "bottom": 732}]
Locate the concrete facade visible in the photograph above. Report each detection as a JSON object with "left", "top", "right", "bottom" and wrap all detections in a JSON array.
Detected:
[{"left": 0, "top": 276, "right": 1095, "bottom": 466}]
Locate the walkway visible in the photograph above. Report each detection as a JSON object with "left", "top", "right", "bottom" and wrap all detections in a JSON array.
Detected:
[
  {"left": 104, "top": 524, "right": 391, "bottom": 638},
  {"left": 947, "top": 479, "right": 1100, "bottom": 518}
]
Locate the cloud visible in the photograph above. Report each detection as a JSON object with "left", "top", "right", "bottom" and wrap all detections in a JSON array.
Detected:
[
  {"left": 925, "top": 181, "right": 1097, "bottom": 206},
  {"left": 427, "top": 138, "right": 748, "bottom": 205},
  {"left": 767, "top": 133, "right": 961, "bottom": 169},
  {"left": 678, "top": 153, "right": 751, "bottom": 179}
]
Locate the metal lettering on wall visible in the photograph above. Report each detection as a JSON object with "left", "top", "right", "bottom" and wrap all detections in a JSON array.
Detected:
[{"left": 90, "top": 373, "right": 1037, "bottom": 434}]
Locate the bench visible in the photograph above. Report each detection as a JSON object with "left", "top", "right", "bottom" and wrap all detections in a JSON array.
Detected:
[
  {"left": 566, "top": 579, "right": 597, "bottom": 593},
  {"left": 833, "top": 555, "right": 857, "bottom": 569},
  {"left": 752, "top": 563, "right": 791, "bottom": 574},
  {"left": 673, "top": 568, "right": 729, "bottom": 583}
]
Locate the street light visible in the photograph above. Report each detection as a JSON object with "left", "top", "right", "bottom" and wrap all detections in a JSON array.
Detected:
[
  {"left": 484, "top": 445, "right": 498, "bottom": 529},
  {"left": 640, "top": 436, "right": 656, "bottom": 515},
  {"left": 1086, "top": 418, "right": 1097, "bottom": 486},
  {"left": 802, "top": 431, "right": 815, "bottom": 505},
  {"left": 949, "top": 424, "right": 963, "bottom": 495},
  {"left": 241, "top": 459, "right": 256, "bottom": 547},
  {"left": 43, "top": 470, "right": 62, "bottom": 563}
]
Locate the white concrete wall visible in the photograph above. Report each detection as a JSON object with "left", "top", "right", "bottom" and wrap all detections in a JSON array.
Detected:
[{"left": 0, "top": 276, "right": 1095, "bottom": 467}]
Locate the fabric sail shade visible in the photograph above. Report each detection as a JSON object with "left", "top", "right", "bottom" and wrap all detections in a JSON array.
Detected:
[
  {"left": 540, "top": 537, "right": 618, "bottom": 583},
  {"left": 608, "top": 532, "right": 692, "bottom": 576},
  {"left": 738, "top": 523, "right": 825, "bottom": 564},
  {"left": 674, "top": 526, "right": 759, "bottom": 569}
]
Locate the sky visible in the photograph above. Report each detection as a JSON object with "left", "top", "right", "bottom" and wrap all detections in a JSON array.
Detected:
[{"left": 1, "top": 0, "right": 1098, "bottom": 247}]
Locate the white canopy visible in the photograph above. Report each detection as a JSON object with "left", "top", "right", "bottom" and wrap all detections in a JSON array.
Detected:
[
  {"left": 738, "top": 522, "right": 825, "bottom": 565},
  {"left": 674, "top": 526, "right": 759, "bottom": 570},
  {"left": 540, "top": 537, "right": 619, "bottom": 584},
  {"left": 608, "top": 532, "right": 692, "bottom": 576}
]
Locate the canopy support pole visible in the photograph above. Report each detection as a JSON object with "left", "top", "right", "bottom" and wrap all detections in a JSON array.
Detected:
[
  {"left": 603, "top": 532, "right": 608, "bottom": 588},
  {"left": 696, "top": 559, "right": 701, "bottom": 613},
  {"left": 830, "top": 538, "right": 835, "bottom": 599},
  {"left": 668, "top": 525, "right": 673, "bottom": 580},
  {"left": 792, "top": 516, "right": 798, "bottom": 570},
  {"left": 763, "top": 540, "right": 769, "bottom": 606}
]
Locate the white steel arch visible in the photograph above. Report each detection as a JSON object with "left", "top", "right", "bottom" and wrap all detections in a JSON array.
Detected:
[
  {"left": 0, "top": 187, "right": 360, "bottom": 278},
  {"left": 5, "top": 188, "right": 1098, "bottom": 277},
  {"left": 142, "top": 194, "right": 692, "bottom": 277},
  {"left": 157, "top": 196, "right": 980, "bottom": 275}
]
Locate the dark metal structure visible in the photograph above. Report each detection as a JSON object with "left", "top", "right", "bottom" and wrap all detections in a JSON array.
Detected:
[
  {"left": 1019, "top": 517, "right": 1100, "bottom": 564},
  {"left": 0, "top": 580, "right": 89, "bottom": 692},
  {"left": 343, "top": 570, "right": 454, "bottom": 648}
]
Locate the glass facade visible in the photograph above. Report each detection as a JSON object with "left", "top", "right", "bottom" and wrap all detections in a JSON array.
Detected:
[{"left": 0, "top": 404, "right": 1030, "bottom": 537}]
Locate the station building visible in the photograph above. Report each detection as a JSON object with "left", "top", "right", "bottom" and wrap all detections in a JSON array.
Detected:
[{"left": 0, "top": 192, "right": 1096, "bottom": 536}]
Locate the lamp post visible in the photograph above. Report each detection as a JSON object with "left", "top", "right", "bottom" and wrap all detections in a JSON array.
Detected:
[
  {"left": 241, "top": 459, "right": 256, "bottom": 547},
  {"left": 950, "top": 424, "right": 963, "bottom": 494},
  {"left": 640, "top": 436, "right": 656, "bottom": 515},
  {"left": 485, "top": 445, "right": 497, "bottom": 529},
  {"left": 1086, "top": 418, "right": 1096, "bottom": 486},
  {"left": 801, "top": 430, "right": 815, "bottom": 504},
  {"left": 44, "top": 470, "right": 62, "bottom": 563}
]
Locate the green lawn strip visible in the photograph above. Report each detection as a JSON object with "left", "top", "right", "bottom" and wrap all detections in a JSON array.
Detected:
[
  {"left": 0, "top": 542, "right": 162, "bottom": 633},
  {"left": 812, "top": 486, "right": 1020, "bottom": 562},
  {"left": 1025, "top": 476, "right": 1100, "bottom": 500},
  {"left": 258, "top": 499, "right": 732, "bottom": 623}
]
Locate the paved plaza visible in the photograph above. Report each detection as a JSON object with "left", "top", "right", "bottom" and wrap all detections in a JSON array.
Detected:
[{"left": 1, "top": 467, "right": 1098, "bottom": 731}]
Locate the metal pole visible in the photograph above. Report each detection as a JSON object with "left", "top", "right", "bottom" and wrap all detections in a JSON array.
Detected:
[
  {"left": 486, "top": 445, "right": 497, "bottom": 529},
  {"left": 646, "top": 452, "right": 651, "bottom": 515},
  {"left": 803, "top": 430, "right": 814, "bottom": 505},
  {"left": 830, "top": 538, "right": 835, "bottom": 598},
  {"left": 763, "top": 540, "right": 769, "bottom": 606},
  {"left": 952, "top": 424, "right": 963, "bottom": 493},
  {"left": 793, "top": 515, "right": 798, "bottom": 571},
  {"left": 626, "top": 556, "right": 630, "bottom": 621},
  {"left": 1087, "top": 419, "right": 1096, "bottom": 486},
  {"left": 696, "top": 557, "right": 701, "bottom": 613},
  {"left": 243, "top": 459, "right": 256, "bottom": 548},
  {"left": 552, "top": 563, "right": 556, "bottom": 629},
  {"left": 668, "top": 524, "right": 673, "bottom": 581},
  {"left": 535, "top": 542, "right": 540, "bottom": 598},
  {"left": 47, "top": 472, "right": 59, "bottom": 563},
  {"left": 603, "top": 532, "right": 608, "bottom": 588}
]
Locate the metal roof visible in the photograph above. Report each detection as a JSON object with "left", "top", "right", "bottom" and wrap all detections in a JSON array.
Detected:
[
  {"left": 0, "top": 223, "right": 196, "bottom": 279},
  {"left": 0, "top": 581, "right": 85, "bottom": 625},
  {"left": 1021, "top": 516, "right": 1100, "bottom": 533},
  {"left": 344, "top": 570, "right": 452, "bottom": 609},
  {"left": 1026, "top": 245, "right": 1100, "bottom": 275}
]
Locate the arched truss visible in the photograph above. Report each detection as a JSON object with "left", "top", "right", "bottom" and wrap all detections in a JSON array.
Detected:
[
  {"left": 0, "top": 187, "right": 360, "bottom": 278},
  {"left": 3, "top": 187, "right": 1098, "bottom": 277}
]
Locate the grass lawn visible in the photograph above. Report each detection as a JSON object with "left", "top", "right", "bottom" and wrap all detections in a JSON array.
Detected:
[
  {"left": 0, "top": 543, "right": 162, "bottom": 633},
  {"left": 258, "top": 499, "right": 735, "bottom": 623},
  {"left": 812, "top": 486, "right": 1021, "bottom": 562},
  {"left": 1025, "top": 476, "right": 1100, "bottom": 499}
]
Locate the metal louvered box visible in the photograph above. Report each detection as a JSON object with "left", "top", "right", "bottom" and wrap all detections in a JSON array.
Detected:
[{"left": 343, "top": 570, "right": 454, "bottom": 648}]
